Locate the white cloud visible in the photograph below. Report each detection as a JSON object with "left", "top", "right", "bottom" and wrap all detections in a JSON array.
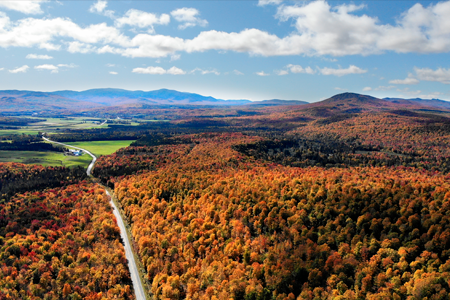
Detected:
[
  {"left": 414, "top": 67, "right": 450, "bottom": 84},
  {"left": 319, "top": 65, "right": 367, "bottom": 76},
  {"left": 89, "top": 0, "right": 107, "bottom": 13},
  {"left": 39, "top": 43, "right": 61, "bottom": 51},
  {"left": 132, "top": 66, "right": 185, "bottom": 75},
  {"left": 34, "top": 63, "right": 75, "bottom": 73},
  {"left": 0, "top": 68, "right": 4, "bottom": 71},
  {"left": 122, "top": 34, "right": 184, "bottom": 58},
  {"left": 256, "top": 71, "right": 269, "bottom": 76},
  {"left": 167, "top": 66, "right": 185, "bottom": 75},
  {"left": 233, "top": 69, "right": 244, "bottom": 75},
  {"left": 363, "top": 87, "right": 372, "bottom": 91},
  {"left": 375, "top": 85, "right": 396, "bottom": 91},
  {"left": 26, "top": 54, "right": 53, "bottom": 59},
  {"left": 170, "top": 54, "right": 181, "bottom": 61},
  {"left": 133, "top": 66, "right": 166, "bottom": 75},
  {"left": 35, "top": 64, "right": 58, "bottom": 73},
  {"left": 258, "top": 0, "right": 283, "bottom": 6},
  {"left": 322, "top": 57, "right": 338, "bottom": 62},
  {"left": 389, "top": 67, "right": 450, "bottom": 86},
  {"left": 0, "top": 14, "right": 130, "bottom": 51},
  {"left": 1, "top": 1, "right": 450, "bottom": 59},
  {"left": 287, "top": 64, "right": 315, "bottom": 74},
  {"left": 116, "top": 9, "right": 170, "bottom": 32},
  {"left": 0, "top": 0, "right": 46, "bottom": 15},
  {"left": 275, "top": 70, "right": 288, "bottom": 76},
  {"left": 171, "top": 8, "right": 208, "bottom": 30},
  {"left": 89, "top": 0, "right": 114, "bottom": 18},
  {"left": 106, "top": 63, "right": 115, "bottom": 67},
  {"left": 190, "top": 68, "right": 219, "bottom": 75},
  {"left": 109, "top": 71, "right": 118, "bottom": 75},
  {"left": 276, "top": 0, "right": 450, "bottom": 56},
  {"left": 184, "top": 29, "right": 305, "bottom": 56},
  {"left": 97, "top": 45, "right": 123, "bottom": 54},
  {"left": 275, "top": 64, "right": 316, "bottom": 75},
  {"left": 67, "top": 41, "right": 96, "bottom": 54},
  {"left": 389, "top": 77, "right": 419, "bottom": 85},
  {"left": 57, "top": 63, "right": 77, "bottom": 68},
  {"left": 9, "top": 65, "right": 29, "bottom": 73}
]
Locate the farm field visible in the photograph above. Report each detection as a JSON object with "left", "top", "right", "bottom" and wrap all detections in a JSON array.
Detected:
[
  {"left": 27, "top": 117, "right": 109, "bottom": 131},
  {"left": 0, "top": 140, "right": 135, "bottom": 168},
  {"left": 0, "top": 150, "right": 92, "bottom": 167},
  {"left": 0, "top": 117, "right": 145, "bottom": 137},
  {"left": 64, "top": 140, "right": 135, "bottom": 156},
  {"left": 0, "top": 117, "right": 108, "bottom": 136}
]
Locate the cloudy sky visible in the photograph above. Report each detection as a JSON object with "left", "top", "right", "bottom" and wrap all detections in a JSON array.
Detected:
[{"left": 0, "top": 0, "right": 449, "bottom": 102}]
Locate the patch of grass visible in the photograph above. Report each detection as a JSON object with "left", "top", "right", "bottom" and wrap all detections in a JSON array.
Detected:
[
  {"left": 0, "top": 150, "right": 92, "bottom": 168},
  {"left": 64, "top": 140, "right": 135, "bottom": 156}
]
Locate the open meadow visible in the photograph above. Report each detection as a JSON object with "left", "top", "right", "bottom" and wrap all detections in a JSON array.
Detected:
[
  {"left": 0, "top": 150, "right": 92, "bottom": 168},
  {"left": 0, "top": 138, "right": 134, "bottom": 168},
  {"left": 64, "top": 140, "right": 135, "bottom": 157}
]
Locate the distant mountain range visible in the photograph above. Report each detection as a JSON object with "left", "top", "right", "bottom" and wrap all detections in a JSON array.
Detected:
[
  {"left": 383, "top": 97, "right": 450, "bottom": 110},
  {"left": 1, "top": 89, "right": 449, "bottom": 113},
  {"left": 51, "top": 88, "right": 253, "bottom": 106},
  {"left": 249, "top": 99, "right": 309, "bottom": 106},
  {"left": 0, "top": 88, "right": 312, "bottom": 112}
]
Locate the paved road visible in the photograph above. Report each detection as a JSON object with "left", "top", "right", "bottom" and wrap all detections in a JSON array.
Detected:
[
  {"left": 42, "top": 137, "right": 97, "bottom": 176},
  {"left": 43, "top": 136, "right": 146, "bottom": 299},
  {"left": 106, "top": 189, "right": 146, "bottom": 300}
]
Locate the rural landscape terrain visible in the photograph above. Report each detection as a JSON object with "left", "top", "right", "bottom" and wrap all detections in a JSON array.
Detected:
[{"left": 2, "top": 88, "right": 450, "bottom": 299}]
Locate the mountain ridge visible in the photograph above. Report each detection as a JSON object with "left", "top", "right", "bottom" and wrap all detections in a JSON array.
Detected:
[{"left": 2, "top": 89, "right": 450, "bottom": 113}]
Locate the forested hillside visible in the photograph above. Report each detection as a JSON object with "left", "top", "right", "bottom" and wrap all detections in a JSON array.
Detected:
[{"left": 92, "top": 132, "right": 450, "bottom": 299}]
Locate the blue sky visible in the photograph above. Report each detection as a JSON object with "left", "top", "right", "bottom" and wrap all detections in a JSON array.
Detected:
[{"left": 0, "top": 0, "right": 449, "bottom": 102}]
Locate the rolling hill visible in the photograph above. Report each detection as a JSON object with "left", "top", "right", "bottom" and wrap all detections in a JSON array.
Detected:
[
  {"left": 0, "top": 90, "right": 101, "bottom": 112},
  {"left": 0, "top": 88, "right": 254, "bottom": 111}
]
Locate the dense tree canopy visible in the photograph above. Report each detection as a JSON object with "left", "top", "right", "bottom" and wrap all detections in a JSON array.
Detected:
[
  {"left": 4, "top": 100, "right": 450, "bottom": 299},
  {"left": 0, "top": 162, "right": 86, "bottom": 203},
  {"left": 92, "top": 133, "right": 450, "bottom": 299},
  {"left": 0, "top": 182, "right": 135, "bottom": 299}
]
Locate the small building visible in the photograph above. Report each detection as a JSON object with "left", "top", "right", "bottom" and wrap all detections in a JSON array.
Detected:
[{"left": 67, "top": 149, "right": 83, "bottom": 156}]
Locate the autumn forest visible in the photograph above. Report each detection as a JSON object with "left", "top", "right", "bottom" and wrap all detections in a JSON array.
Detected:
[{"left": 2, "top": 92, "right": 450, "bottom": 299}]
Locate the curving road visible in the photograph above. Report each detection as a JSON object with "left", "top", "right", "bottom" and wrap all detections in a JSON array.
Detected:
[
  {"left": 43, "top": 136, "right": 147, "bottom": 300},
  {"left": 42, "top": 137, "right": 97, "bottom": 176}
]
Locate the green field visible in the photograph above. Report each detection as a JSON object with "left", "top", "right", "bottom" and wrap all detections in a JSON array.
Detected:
[
  {"left": 0, "top": 117, "right": 154, "bottom": 137},
  {"left": 0, "top": 140, "right": 134, "bottom": 168},
  {"left": 64, "top": 140, "right": 134, "bottom": 157},
  {"left": 0, "top": 150, "right": 92, "bottom": 168},
  {"left": 0, "top": 117, "right": 109, "bottom": 136},
  {"left": 0, "top": 117, "right": 135, "bottom": 167}
]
